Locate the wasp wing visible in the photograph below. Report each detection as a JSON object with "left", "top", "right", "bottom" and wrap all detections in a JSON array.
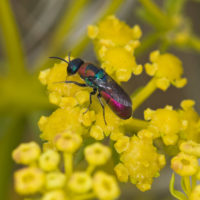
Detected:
[{"left": 91, "top": 72, "right": 132, "bottom": 108}]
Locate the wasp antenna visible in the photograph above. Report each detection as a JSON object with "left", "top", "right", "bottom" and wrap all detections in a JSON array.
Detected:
[{"left": 49, "top": 56, "right": 69, "bottom": 64}]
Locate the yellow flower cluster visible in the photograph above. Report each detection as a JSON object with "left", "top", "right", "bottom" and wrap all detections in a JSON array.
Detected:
[
  {"left": 88, "top": 15, "right": 142, "bottom": 82},
  {"left": 145, "top": 50, "right": 187, "bottom": 91},
  {"left": 12, "top": 14, "right": 200, "bottom": 200},
  {"left": 144, "top": 100, "right": 200, "bottom": 146},
  {"left": 12, "top": 141, "right": 119, "bottom": 200},
  {"left": 115, "top": 129, "right": 165, "bottom": 191},
  {"left": 38, "top": 58, "right": 123, "bottom": 142}
]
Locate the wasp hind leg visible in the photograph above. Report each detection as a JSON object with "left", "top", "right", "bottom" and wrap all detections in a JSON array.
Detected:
[
  {"left": 83, "top": 88, "right": 97, "bottom": 114},
  {"left": 97, "top": 93, "right": 107, "bottom": 125},
  {"left": 64, "top": 81, "right": 87, "bottom": 87}
]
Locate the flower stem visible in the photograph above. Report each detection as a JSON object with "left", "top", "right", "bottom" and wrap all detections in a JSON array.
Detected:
[
  {"left": 122, "top": 118, "right": 148, "bottom": 133},
  {"left": 0, "top": 0, "right": 26, "bottom": 77},
  {"left": 131, "top": 77, "right": 157, "bottom": 113},
  {"left": 64, "top": 153, "right": 73, "bottom": 179},
  {"left": 182, "top": 176, "right": 191, "bottom": 196},
  {"left": 139, "top": 0, "right": 170, "bottom": 29},
  {"left": 75, "top": 192, "right": 96, "bottom": 200},
  {"left": 34, "top": 0, "right": 125, "bottom": 73},
  {"left": 86, "top": 165, "right": 95, "bottom": 174}
]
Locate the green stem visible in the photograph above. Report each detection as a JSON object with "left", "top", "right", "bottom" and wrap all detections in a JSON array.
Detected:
[
  {"left": 165, "top": 0, "right": 187, "bottom": 16},
  {"left": 74, "top": 192, "right": 96, "bottom": 200},
  {"left": 64, "top": 153, "right": 73, "bottom": 179},
  {"left": 122, "top": 118, "right": 148, "bottom": 132},
  {"left": 191, "top": 175, "right": 196, "bottom": 190},
  {"left": 0, "top": 113, "right": 26, "bottom": 200},
  {"left": 34, "top": 0, "right": 124, "bottom": 73},
  {"left": 139, "top": 0, "right": 169, "bottom": 26},
  {"left": 48, "top": 0, "right": 90, "bottom": 54},
  {"left": 135, "top": 31, "right": 161, "bottom": 56},
  {"left": 86, "top": 165, "right": 95, "bottom": 174},
  {"left": 131, "top": 77, "right": 157, "bottom": 113},
  {"left": 183, "top": 176, "right": 191, "bottom": 196},
  {"left": 0, "top": 0, "right": 26, "bottom": 77}
]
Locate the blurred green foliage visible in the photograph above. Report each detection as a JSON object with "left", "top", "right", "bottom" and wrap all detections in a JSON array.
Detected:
[{"left": 0, "top": 0, "right": 199, "bottom": 199}]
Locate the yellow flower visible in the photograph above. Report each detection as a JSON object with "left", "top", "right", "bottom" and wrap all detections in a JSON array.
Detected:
[
  {"left": 38, "top": 57, "right": 123, "bottom": 142},
  {"left": 88, "top": 15, "right": 142, "bottom": 48},
  {"left": 68, "top": 172, "right": 92, "bottom": 194},
  {"left": 84, "top": 143, "right": 111, "bottom": 166},
  {"left": 100, "top": 47, "right": 141, "bottom": 82},
  {"left": 171, "top": 152, "right": 198, "bottom": 176},
  {"left": 55, "top": 131, "right": 82, "bottom": 153},
  {"left": 14, "top": 167, "right": 45, "bottom": 195},
  {"left": 93, "top": 171, "right": 120, "bottom": 200},
  {"left": 120, "top": 134, "right": 165, "bottom": 191},
  {"left": 39, "top": 149, "right": 60, "bottom": 171},
  {"left": 178, "top": 99, "right": 200, "bottom": 142},
  {"left": 146, "top": 106, "right": 182, "bottom": 145},
  {"left": 39, "top": 107, "right": 88, "bottom": 141},
  {"left": 145, "top": 51, "right": 187, "bottom": 90},
  {"left": 189, "top": 185, "right": 200, "bottom": 200},
  {"left": 42, "top": 190, "right": 66, "bottom": 200},
  {"left": 45, "top": 172, "right": 66, "bottom": 190},
  {"left": 114, "top": 135, "right": 130, "bottom": 153},
  {"left": 88, "top": 15, "right": 142, "bottom": 82},
  {"left": 179, "top": 140, "right": 200, "bottom": 157},
  {"left": 12, "top": 142, "right": 41, "bottom": 165},
  {"left": 114, "top": 163, "right": 129, "bottom": 182},
  {"left": 90, "top": 125, "right": 104, "bottom": 140}
]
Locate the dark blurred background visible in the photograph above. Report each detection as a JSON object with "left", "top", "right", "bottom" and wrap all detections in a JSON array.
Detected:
[{"left": 0, "top": 0, "right": 200, "bottom": 199}]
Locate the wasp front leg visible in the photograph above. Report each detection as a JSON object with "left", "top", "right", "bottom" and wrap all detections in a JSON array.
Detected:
[{"left": 83, "top": 88, "right": 97, "bottom": 114}]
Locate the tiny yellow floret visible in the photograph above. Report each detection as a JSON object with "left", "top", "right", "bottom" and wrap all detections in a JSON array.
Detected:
[
  {"left": 171, "top": 152, "right": 198, "bottom": 176},
  {"left": 90, "top": 125, "right": 104, "bottom": 140},
  {"left": 55, "top": 131, "right": 82, "bottom": 153},
  {"left": 39, "top": 149, "right": 60, "bottom": 171},
  {"left": 45, "top": 171, "right": 66, "bottom": 190},
  {"left": 84, "top": 143, "right": 111, "bottom": 166},
  {"left": 68, "top": 172, "right": 92, "bottom": 194},
  {"left": 114, "top": 163, "right": 129, "bottom": 182},
  {"left": 14, "top": 167, "right": 45, "bottom": 195},
  {"left": 12, "top": 142, "right": 41, "bottom": 165},
  {"left": 42, "top": 190, "right": 66, "bottom": 200},
  {"left": 114, "top": 136, "right": 130, "bottom": 153},
  {"left": 93, "top": 171, "right": 120, "bottom": 200}
]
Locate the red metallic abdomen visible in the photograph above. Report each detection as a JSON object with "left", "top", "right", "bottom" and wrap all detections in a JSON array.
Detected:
[{"left": 100, "top": 90, "right": 132, "bottom": 119}]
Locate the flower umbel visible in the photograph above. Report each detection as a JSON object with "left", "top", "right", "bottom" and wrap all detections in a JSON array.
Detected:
[{"left": 12, "top": 14, "right": 200, "bottom": 200}]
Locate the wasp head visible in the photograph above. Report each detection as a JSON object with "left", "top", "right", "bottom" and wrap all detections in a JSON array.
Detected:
[{"left": 67, "top": 58, "right": 84, "bottom": 75}]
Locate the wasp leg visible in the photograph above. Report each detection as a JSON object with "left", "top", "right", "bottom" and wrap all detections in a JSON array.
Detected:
[
  {"left": 83, "top": 88, "right": 97, "bottom": 114},
  {"left": 97, "top": 93, "right": 107, "bottom": 125},
  {"left": 54, "top": 81, "right": 87, "bottom": 87}
]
